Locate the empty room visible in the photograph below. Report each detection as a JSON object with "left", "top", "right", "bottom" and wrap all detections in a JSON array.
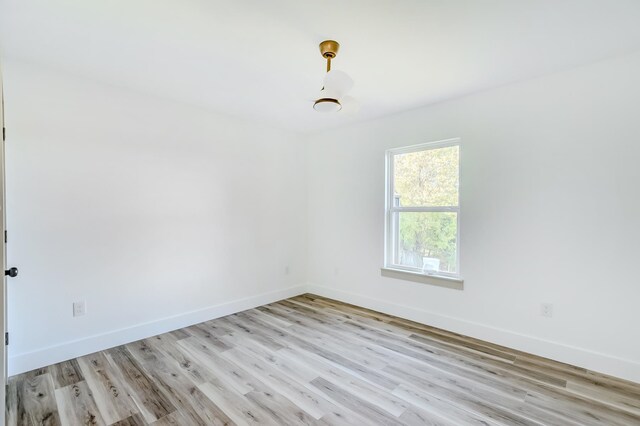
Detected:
[{"left": 1, "top": 0, "right": 640, "bottom": 425}]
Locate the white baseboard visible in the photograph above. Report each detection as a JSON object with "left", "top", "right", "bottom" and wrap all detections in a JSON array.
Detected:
[
  {"left": 9, "top": 285, "right": 307, "bottom": 376},
  {"left": 307, "top": 284, "right": 640, "bottom": 384}
]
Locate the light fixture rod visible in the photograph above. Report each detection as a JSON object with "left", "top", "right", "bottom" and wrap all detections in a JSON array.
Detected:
[{"left": 326, "top": 57, "right": 331, "bottom": 72}]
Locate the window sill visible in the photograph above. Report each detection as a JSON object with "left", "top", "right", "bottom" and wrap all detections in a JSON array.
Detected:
[{"left": 380, "top": 267, "right": 464, "bottom": 290}]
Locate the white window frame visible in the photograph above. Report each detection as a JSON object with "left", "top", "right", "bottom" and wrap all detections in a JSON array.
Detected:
[{"left": 384, "top": 138, "right": 461, "bottom": 280}]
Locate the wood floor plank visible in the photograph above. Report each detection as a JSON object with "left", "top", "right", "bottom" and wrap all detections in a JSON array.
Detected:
[
  {"left": 388, "top": 318, "right": 518, "bottom": 360},
  {"left": 524, "top": 387, "right": 640, "bottom": 426},
  {"left": 220, "top": 314, "right": 286, "bottom": 351},
  {"left": 183, "top": 323, "right": 233, "bottom": 352},
  {"left": 317, "top": 409, "right": 383, "bottom": 426},
  {"left": 340, "top": 317, "right": 566, "bottom": 391},
  {"left": 385, "top": 364, "right": 576, "bottom": 426},
  {"left": 145, "top": 330, "right": 188, "bottom": 353},
  {"left": 76, "top": 352, "right": 139, "bottom": 425},
  {"left": 182, "top": 334, "right": 273, "bottom": 425},
  {"left": 6, "top": 378, "right": 19, "bottom": 426},
  {"left": 197, "top": 380, "right": 279, "bottom": 425},
  {"left": 409, "top": 333, "right": 565, "bottom": 387},
  {"left": 288, "top": 297, "right": 414, "bottom": 338},
  {"left": 104, "top": 346, "right": 176, "bottom": 423},
  {"left": 300, "top": 295, "right": 394, "bottom": 323},
  {"left": 55, "top": 381, "right": 105, "bottom": 426},
  {"left": 216, "top": 324, "right": 319, "bottom": 383},
  {"left": 8, "top": 293, "right": 640, "bottom": 426},
  {"left": 15, "top": 373, "right": 62, "bottom": 426},
  {"left": 50, "top": 359, "right": 85, "bottom": 389},
  {"left": 393, "top": 384, "right": 501, "bottom": 426},
  {"left": 274, "top": 326, "right": 401, "bottom": 390},
  {"left": 315, "top": 321, "right": 528, "bottom": 402},
  {"left": 309, "top": 377, "right": 404, "bottom": 425},
  {"left": 564, "top": 379, "right": 640, "bottom": 415},
  {"left": 276, "top": 345, "right": 409, "bottom": 417},
  {"left": 186, "top": 332, "right": 333, "bottom": 425},
  {"left": 178, "top": 336, "right": 264, "bottom": 396},
  {"left": 218, "top": 333, "right": 383, "bottom": 426},
  {"left": 109, "top": 413, "right": 146, "bottom": 426},
  {"left": 286, "top": 299, "right": 580, "bottom": 426},
  {"left": 391, "top": 376, "right": 541, "bottom": 426},
  {"left": 125, "top": 339, "right": 213, "bottom": 425},
  {"left": 125, "top": 338, "right": 237, "bottom": 425},
  {"left": 148, "top": 410, "right": 190, "bottom": 425},
  {"left": 217, "top": 345, "right": 335, "bottom": 420},
  {"left": 185, "top": 386, "right": 237, "bottom": 426},
  {"left": 514, "top": 354, "right": 640, "bottom": 412},
  {"left": 290, "top": 323, "right": 389, "bottom": 370},
  {"left": 266, "top": 303, "right": 536, "bottom": 409},
  {"left": 331, "top": 319, "right": 599, "bottom": 425},
  {"left": 245, "top": 389, "right": 322, "bottom": 425},
  {"left": 210, "top": 322, "right": 380, "bottom": 426},
  {"left": 249, "top": 305, "right": 296, "bottom": 329},
  {"left": 145, "top": 332, "right": 221, "bottom": 386},
  {"left": 397, "top": 407, "right": 458, "bottom": 426}
]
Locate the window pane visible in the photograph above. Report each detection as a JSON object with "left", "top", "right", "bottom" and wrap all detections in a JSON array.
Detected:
[
  {"left": 395, "top": 211, "right": 457, "bottom": 273},
  {"left": 393, "top": 145, "right": 459, "bottom": 207}
]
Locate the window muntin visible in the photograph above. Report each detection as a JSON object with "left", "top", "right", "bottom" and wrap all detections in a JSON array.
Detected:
[{"left": 386, "top": 139, "right": 460, "bottom": 278}]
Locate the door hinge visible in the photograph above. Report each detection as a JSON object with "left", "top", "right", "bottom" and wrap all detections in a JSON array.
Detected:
[
  {"left": 5, "top": 332, "right": 8, "bottom": 346},
  {"left": 4, "top": 230, "right": 6, "bottom": 243},
  {"left": 2, "top": 127, "right": 5, "bottom": 142}
]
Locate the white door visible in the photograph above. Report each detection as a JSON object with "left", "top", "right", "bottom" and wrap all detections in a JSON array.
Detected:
[{"left": 0, "top": 65, "right": 7, "bottom": 425}]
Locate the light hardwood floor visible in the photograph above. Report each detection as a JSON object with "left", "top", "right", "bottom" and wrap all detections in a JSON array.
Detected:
[{"left": 6, "top": 294, "right": 640, "bottom": 425}]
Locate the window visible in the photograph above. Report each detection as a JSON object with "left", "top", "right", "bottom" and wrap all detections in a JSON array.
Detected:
[{"left": 385, "top": 139, "right": 460, "bottom": 279}]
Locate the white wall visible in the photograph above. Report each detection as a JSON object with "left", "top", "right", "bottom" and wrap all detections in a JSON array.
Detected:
[
  {"left": 3, "top": 60, "right": 308, "bottom": 375},
  {"left": 306, "top": 51, "right": 640, "bottom": 382}
]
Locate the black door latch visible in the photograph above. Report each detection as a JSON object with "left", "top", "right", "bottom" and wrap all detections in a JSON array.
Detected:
[{"left": 5, "top": 267, "right": 18, "bottom": 277}]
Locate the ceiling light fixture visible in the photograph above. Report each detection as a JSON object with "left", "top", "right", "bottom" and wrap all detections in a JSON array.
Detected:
[{"left": 313, "top": 40, "right": 358, "bottom": 113}]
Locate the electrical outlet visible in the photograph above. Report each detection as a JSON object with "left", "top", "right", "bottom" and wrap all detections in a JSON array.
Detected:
[
  {"left": 540, "top": 303, "right": 554, "bottom": 318},
  {"left": 73, "top": 301, "right": 86, "bottom": 317}
]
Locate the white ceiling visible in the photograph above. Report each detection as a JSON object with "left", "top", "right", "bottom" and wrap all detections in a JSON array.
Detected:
[{"left": 2, "top": 0, "right": 640, "bottom": 133}]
